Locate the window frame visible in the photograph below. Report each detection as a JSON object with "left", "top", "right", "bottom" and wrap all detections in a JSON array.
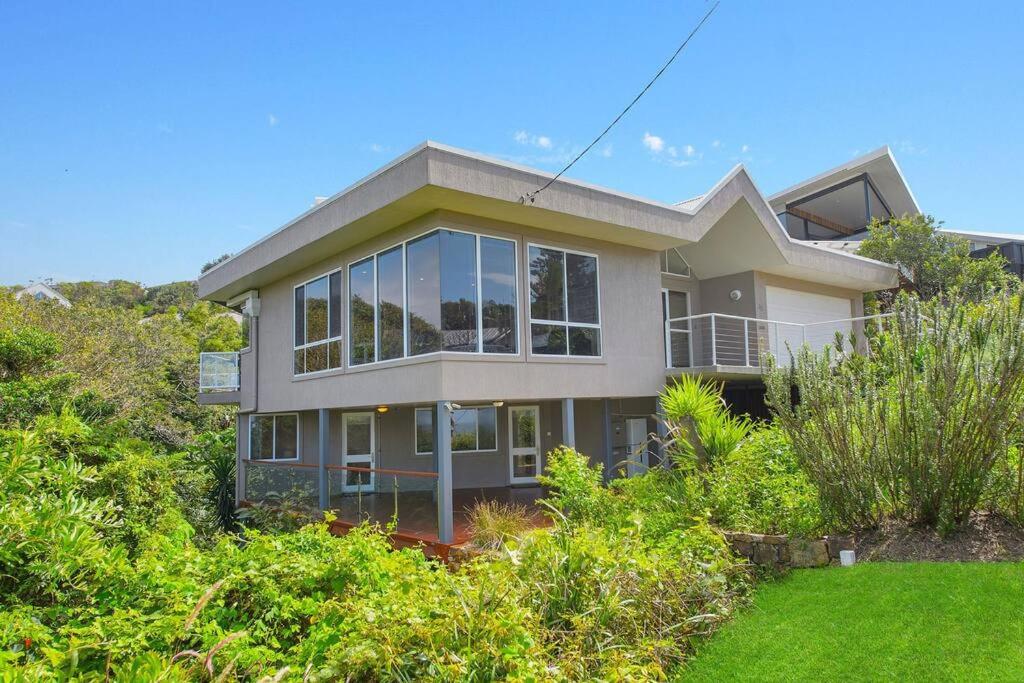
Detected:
[
  {"left": 347, "top": 226, "right": 521, "bottom": 368},
  {"left": 660, "top": 247, "right": 692, "bottom": 278},
  {"left": 292, "top": 269, "right": 344, "bottom": 376},
  {"left": 247, "top": 413, "right": 301, "bottom": 462},
  {"left": 414, "top": 405, "right": 499, "bottom": 455},
  {"left": 526, "top": 241, "right": 602, "bottom": 358}
]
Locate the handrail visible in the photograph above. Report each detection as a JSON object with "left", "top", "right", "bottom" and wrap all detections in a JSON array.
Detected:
[
  {"left": 246, "top": 459, "right": 317, "bottom": 469},
  {"left": 325, "top": 464, "right": 438, "bottom": 479},
  {"left": 664, "top": 311, "right": 893, "bottom": 326}
]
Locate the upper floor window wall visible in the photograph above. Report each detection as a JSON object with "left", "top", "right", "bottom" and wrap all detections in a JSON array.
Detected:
[
  {"left": 349, "top": 228, "right": 519, "bottom": 367},
  {"left": 660, "top": 247, "right": 691, "bottom": 277},
  {"left": 528, "top": 244, "right": 601, "bottom": 357},
  {"left": 294, "top": 272, "right": 343, "bottom": 374},
  {"left": 777, "top": 173, "right": 893, "bottom": 241}
]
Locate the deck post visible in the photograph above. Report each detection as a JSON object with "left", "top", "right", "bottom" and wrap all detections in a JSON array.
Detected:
[
  {"left": 435, "top": 401, "right": 454, "bottom": 545},
  {"left": 318, "top": 408, "right": 329, "bottom": 510},
  {"left": 561, "top": 398, "right": 576, "bottom": 448},
  {"left": 602, "top": 399, "right": 614, "bottom": 483},
  {"left": 657, "top": 397, "right": 671, "bottom": 469},
  {"left": 235, "top": 413, "right": 245, "bottom": 504}
]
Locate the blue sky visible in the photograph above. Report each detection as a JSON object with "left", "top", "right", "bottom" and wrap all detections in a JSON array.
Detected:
[{"left": 2, "top": 1, "right": 1022, "bottom": 285}]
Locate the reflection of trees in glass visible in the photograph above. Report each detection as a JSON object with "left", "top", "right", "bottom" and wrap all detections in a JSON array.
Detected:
[
  {"left": 415, "top": 409, "right": 434, "bottom": 453},
  {"left": 529, "top": 247, "right": 565, "bottom": 321},
  {"left": 350, "top": 294, "right": 375, "bottom": 364},
  {"left": 531, "top": 324, "right": 567, "bottom": 355},
  {"left": 442, "top": 298, "right": 477, "bottom": 352},
  {"left": 408, "top": 311, "right": 441, "bottom": 355},
  {"left": 482, "top": 301, "right": 516, "bottom": 353},
  {"left": 515, "top": 412, "right": 536, "bottom": 448},
  {"left": 566, "top": 253, "right": 598, "bottom": 324},
  {"left": 379, "top": 300, "right": 404, "bottom": 359}
]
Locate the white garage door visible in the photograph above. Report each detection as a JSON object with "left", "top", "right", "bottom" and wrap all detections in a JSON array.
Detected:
[{"left": 764, "top": 286, "right": 853, "bottom": 363}]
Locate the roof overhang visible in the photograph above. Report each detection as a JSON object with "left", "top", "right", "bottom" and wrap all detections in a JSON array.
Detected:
[
  {"left": 199, "top": 142, "right": 898, "bottom": 302},
  {"left": 767, "top": 146, "right": 920, "bottom": 218}
]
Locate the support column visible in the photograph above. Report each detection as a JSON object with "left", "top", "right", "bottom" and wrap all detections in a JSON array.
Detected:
[
  {"left": 602, "top": 399, "right": 614, "bottom": 483},
  {"left": 235, "top": 413, "right": 245, "bottom": 504},
  {"left": 657, "top": 397, "right": 671, "bottom": 469},
  {"left": 318, "top": 408, "right": 329, "bottom": 510},
  {"left": 435, "top": 401, "right": 454, "bottom": 544},
  {"left": 561, "top": 398, "right": 576, "bottom": 448}
]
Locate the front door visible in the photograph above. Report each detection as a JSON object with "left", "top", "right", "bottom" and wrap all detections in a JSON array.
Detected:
[
  {"left": 624, "top": 418, "right": 648, "bottom": 477},
  {"left": 509, "top": 405, "right": 541, "bottom": 484},
  {"left": 342, "top": 412, "right": 375, "bottom": 493}
]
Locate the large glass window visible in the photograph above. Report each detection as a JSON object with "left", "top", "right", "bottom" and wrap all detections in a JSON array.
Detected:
[
  {"left": 529, "top": 245, "right": 601, "bottom": 356},
  {"left": 349, "top": 257, "right": 376, "bottom": 365},
  {"left": 294, "top": 273, "right": 342, "bottom": 375},
  {"left": 415, "top": 406, "right": 497, "bottom": 453},
  {"left": 249, "top": 414, "right": 299, "bottom": 461},
  {"left": 353, "top": 228, "right": 518, "bottom": 364}
]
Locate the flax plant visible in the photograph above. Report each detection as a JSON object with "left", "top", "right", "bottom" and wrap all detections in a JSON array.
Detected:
[{"left": 766, "top": 291, "right": 1024, "bottom": 535}]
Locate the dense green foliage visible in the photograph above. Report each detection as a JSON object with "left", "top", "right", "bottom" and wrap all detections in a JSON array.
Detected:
[
  {"left": 766, "top": 292, "right": 1024, "bottom": 535},
  {"left": 683, "top": 563, "right": 1024, "bottom": 681},
  {"left": 858, "top": 213, "right": 1011, "bottom": 305}
]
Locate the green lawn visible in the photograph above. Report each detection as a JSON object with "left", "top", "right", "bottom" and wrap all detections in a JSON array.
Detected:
[{"left": 681, "top": 563, "right": 1024, "bottom": 682}]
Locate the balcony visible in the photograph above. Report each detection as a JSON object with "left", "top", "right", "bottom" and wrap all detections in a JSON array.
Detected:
[
  {"left": 198, "top": 351, "right": 240, "bottom": 404},
  {"left": 664, "top": 312, "right": 890, "bottom": 377}
]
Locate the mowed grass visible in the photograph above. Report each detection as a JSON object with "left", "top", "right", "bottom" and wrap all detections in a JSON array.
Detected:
[{"left": 681, "top": 563, "right": 1024, "bottom": 682}]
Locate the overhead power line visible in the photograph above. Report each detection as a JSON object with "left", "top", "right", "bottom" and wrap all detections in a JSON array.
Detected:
[{"left": 519, "top": 1, "right": 721, "bottom": 205}]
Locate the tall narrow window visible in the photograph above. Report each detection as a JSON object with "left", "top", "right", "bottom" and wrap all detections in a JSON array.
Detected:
[
  {"left": 377, "top": 246, "right": 404, "bottom": 360},
  {"left": 407, "top": 232, "right": 442, "bottom": 356},
  {"left": 440, "top": 230, "right": 478, "bottom": 352},
  {"left": 480, "top": 236, "right": 518, "bottom": 354},
  {"left": 529, "top": 245, "right": 601, "bottom": 356},
  {"left": 293, "top": 273, "right": 342, "bottom": 375},
  {"left": 349, "top": 257, "right": 375, "bottom": 365}
]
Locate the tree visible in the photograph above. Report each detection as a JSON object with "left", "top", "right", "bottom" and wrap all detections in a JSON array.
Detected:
[
  {"left": 858, "top": 214, "right": 1011, "bottom": 305},
  {"left": 201, "top": 253, "right": 232, "bottom": 273}
]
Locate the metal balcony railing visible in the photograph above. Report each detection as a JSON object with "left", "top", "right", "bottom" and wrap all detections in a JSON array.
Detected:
[
  {"left": 664, "top": 312, "right": 894, "bottom": 370},
  {"left": 199, "top": 351, "right": 240, "bottom": 391}
]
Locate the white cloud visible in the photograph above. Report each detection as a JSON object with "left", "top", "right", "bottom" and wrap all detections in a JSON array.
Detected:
[
  {"left": 897, "top": 140, "right": 927, "bottom": 155},
  {"left": 513, "top": 130, "right": 529, "bottom": 144},
  {"left": 684, "top": 144, "right": 696, "bottom": 158},
  {"left": 740, "top": 144, "right": 750, "bottom": 153},
  {"left": 711, "top": 139, "right": 721, "bottom": 148},
  {"left": 600, "top": 144, "right": 613, "bottom": 158},
  {"left": 514, "top": 130, "right": 553, "bottom": 150},
  {"left": 667, "top": 146, "right": 678, "bottom": 157},
  {"left": 535, "top": 135, "right": 552, "bottom": 149},
  {"left": 642, "top": 132, "right": 665, "bottom": 153},
  {"left": 268, "top": 114, "right": 279, "bottom": 127},
  {"left": 369, "top": 143, "right": 385, "bottom": 153}
]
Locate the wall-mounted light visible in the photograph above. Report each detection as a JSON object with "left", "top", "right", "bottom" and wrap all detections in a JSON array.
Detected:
[
  {"left": 492, "top": 400, "right": 505, "bottom": 408},
  {"left": 729, "top": 289, "right": 743, "bottom": 302},
  {"left": 376, "top": 405, "right": 389, "bottom": 414}
]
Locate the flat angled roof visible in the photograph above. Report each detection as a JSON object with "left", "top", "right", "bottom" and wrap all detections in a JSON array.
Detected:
[{"left": 198, "top": 141, "right": 897, "bottom": 301}]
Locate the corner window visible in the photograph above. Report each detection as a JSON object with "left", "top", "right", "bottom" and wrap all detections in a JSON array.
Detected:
[
  {"left": 294, "top": 272, "right": 342, "bottom": 374},
  {"left": 529, "top": 245, "right": 601, "bottom": 356},
  {"left": 660, "top": 247, "right": 691, "bottom": 277},
  {"left": 415, "top": 406, "right": 497, "bottom": 454},
  {"left": 249, "top": 414, "right": 299, "bottom": 461}
]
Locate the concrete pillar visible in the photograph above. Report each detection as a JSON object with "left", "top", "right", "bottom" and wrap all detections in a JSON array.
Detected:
[
  {"left": 561, "top": 397, "right": 576, "bottom": 448},
  {"left": 235, "top": 413, "right": 245, "bottom": 503},
  {"left": 435, "top": 401, "right": 454, "bottom": 544},
  {"left": 602, "top": 399, "right": 614, "bottom": 483},
  {"left": 657, "top": 397, "right": 671, "bottom": 469},
  {"left": 318, "top": 408, "right": 329, "bottom": 510}
]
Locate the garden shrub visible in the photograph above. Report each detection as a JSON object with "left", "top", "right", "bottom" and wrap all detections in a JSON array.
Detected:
[
  {"left": 660, "top": 375, "right": 752, "bottom": 472},
  {"left": 466, "top": 499, "right": 533, "bottom": 551},
  {"left": 766, "top": 292, "right": 1024, "bottom": 534}
]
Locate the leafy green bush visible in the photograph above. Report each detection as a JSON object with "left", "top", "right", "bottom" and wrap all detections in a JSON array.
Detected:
[
  {"left": 766, "top": 292, "right": 1024, "bottom": 534},
  {"left": 466, "top": 499, "right": 533, "bottom": 551},
  {"left": 660, "top": 375, "right": 753, "bottom": 472}
]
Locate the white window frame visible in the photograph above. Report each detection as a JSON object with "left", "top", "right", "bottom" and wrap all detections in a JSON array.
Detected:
[
  {"left": 414, "top": 405, "right": 499, "bottom": 455},
  {"left": 346, "top": 227, "right": 521, "bottom": 368},
  {"left": 247, "top": 413, "right": 301, "bottom": 462},
  {"left": 526, "top": 242, "right": 602, "bottom": 358},
  {"left": 347, "top": 255, "right": 378, "bottom": 367},
  {"left": 293, "top": 269, "right": 344, "bottom": 376},
  {"left": 341, "top": 411, "right": 376, "bottom": 493},
  {"left": 660, "top": 247, "right": 692, "bottom": 278},
  {"left": 508, "top": 404, "right": 541, "bottom": 484}
]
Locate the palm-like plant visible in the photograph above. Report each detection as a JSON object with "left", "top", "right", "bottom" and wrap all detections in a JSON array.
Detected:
[{"left": 659, "top": 375, "right": 752, "bottom": 472}]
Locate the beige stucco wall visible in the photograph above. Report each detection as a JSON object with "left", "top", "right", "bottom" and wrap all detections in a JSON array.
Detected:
[{"left": 245, "top": 210, "right": 667, "bottom": 413}]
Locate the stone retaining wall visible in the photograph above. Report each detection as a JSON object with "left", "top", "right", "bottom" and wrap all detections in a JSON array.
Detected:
[{"left": 723, "top": 531, "right": 855, "bottom": 570}]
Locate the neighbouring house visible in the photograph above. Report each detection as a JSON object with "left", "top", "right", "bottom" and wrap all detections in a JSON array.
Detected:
[
  {"left": 196, "top": 141, "right": 899, "bottom": 549},
  {"left": 16, "top": 282, "right": 72, "bottom": 307}
]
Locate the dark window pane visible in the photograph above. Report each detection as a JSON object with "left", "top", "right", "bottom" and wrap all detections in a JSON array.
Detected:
[
  {"left": 568, "top": 326, "right": 600, "bottom": 356},
  {"left": 415, "top": 409, "right": 433, "bottom": 454},
  {"left": 349, "top": 258, "right": 376, "bottom": 365},
  {"left": 451, "top": 409, "right": 477, "bottom": 452},
  {"left": 274, "top": 415, "right": 298, "bottom": 459},
  {"left": 329, "top": 272, "right": 342, "bottom": 338},
  {"left": 345, "top": 414, "right": 372, "bottom": 455},
  {"left": 328, "top": 340, "right": 342, "bottom": 369},
  {"left": 294, "top": 285, "right": 304, "bottom": 347},
  {"left": 305, "top": 342, "right": 327, "bottom": 372},
  {"left": 293, "top": 348, "right": 305, "bottom": 375},
  {"left": 407, "top": 231, "right": 442, "bottom": 355},
  {"left": 531, "top": 323, "right": 567, "bottom": 355},
  {"left": 566, "top": 253, "right": 598, "bottom": 324},
  {"left": 477, "top": 407, "right": 496, "bottom": 450},
  {"left": 305, "top": 276, "right": 328, "bottom": 343},
  {"left": 441, "top": 230, "right": 478, "bottom": 352},
  {"left": 250, "top": 416, "right": 274, "bottom": 460},
  {"left": 480, "top": 237, "right": 517, "bottom": 354},
  {"left": 377, "top": 246, "right": 404, "bottom": 360},
  {"left": 240, "top": 310, "right": 251, "bottom": 349},
  {"left": 529, "top": 246, "right": 565, "bottom": 321},
  {"left": 663, "top": 248, "right": 689, "bottom": 277}
]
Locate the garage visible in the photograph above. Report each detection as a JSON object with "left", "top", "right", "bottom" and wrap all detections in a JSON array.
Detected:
[{"left": 764, "top": 286, "right": 854, "bottom": 361}]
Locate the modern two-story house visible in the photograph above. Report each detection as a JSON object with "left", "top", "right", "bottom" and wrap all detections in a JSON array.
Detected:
[{"left": 197, "top": 142, "right": 901, "bottom": 549}]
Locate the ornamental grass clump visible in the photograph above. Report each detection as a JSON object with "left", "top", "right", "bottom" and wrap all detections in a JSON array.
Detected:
[{"left": 766, "top": 291, "right": 1024, "bottom": 535}]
